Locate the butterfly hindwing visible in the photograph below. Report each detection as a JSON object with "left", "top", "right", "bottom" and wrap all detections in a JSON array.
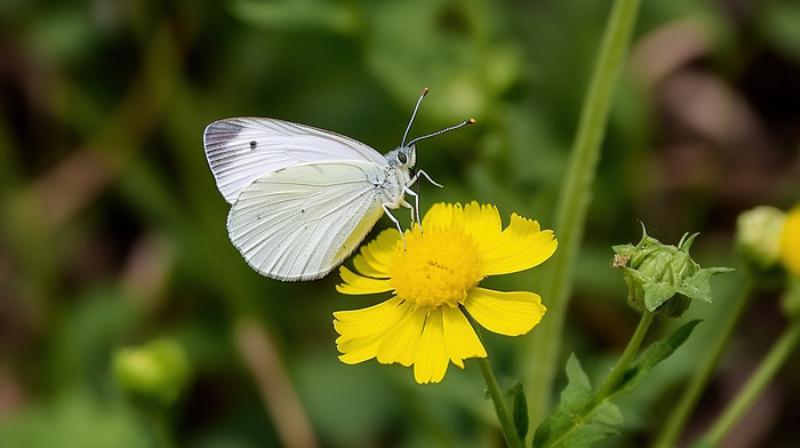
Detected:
[{"left": 226, "top": 160, "right": 387, "bottom": 281}]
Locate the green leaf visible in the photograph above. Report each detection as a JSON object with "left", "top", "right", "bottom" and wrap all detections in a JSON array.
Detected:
[
  {"left": 565, "top": 354, "right": 591, "bottom": 394},
  {"left": 612, "top": 320, "right": 702, "bottom": 396},
  {"left": 510, "top": 382, "right": 529, "bottom": 441},
  {"left": 533, "top": 355, "right": 622, "bottom": 448},
  {"left": 534, "top": 321, "right": 701, "bottom": 448}
]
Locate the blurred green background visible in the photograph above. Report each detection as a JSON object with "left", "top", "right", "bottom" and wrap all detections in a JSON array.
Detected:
[{"left": 1, "top": 0, "right": 799, "bottom": 447}]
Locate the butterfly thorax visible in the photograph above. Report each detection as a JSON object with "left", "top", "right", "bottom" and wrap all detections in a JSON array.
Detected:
[{"left": 375, "top": 164, "right": 411, "bottom": 208}]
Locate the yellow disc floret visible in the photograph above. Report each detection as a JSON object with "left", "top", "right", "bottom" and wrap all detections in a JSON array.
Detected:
[{"left": 389, "top": 225, "right": 483, "bottom": 307}]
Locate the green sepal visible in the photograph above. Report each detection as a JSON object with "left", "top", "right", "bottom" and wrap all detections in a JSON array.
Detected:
[
  {"left": 676, "top": 267, "right": 735, "bottom": 304},
  {"left": 643, "top": 280, "right": 677, "bottom": 311},
  {"left": 533, "top": 355, "right": 622, "bottom": 448}
]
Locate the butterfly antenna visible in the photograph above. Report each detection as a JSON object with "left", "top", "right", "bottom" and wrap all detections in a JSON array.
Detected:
[
  {"left": 401, "top": 87, "right": 430, "bottom": 147},
  {"left": 406, "top": 118, "right": 476, "bottom": 147}
]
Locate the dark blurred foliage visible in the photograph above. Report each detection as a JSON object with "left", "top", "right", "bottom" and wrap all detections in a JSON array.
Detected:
[{"left": 0, "top": 0, "right": 798, "bottom": 447}]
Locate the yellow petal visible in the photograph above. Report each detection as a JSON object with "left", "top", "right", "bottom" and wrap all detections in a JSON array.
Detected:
[
  {"left": 352, "top": 254, "right": 389, "bottom": 279},
  {"left": 781, "top": 206, "right": 800, "bottom": 277},
  {"left": 413, "top": 308, "right": 450, "bottom": 384},
  {"left": 422, "top": 203, "right": 465, "bottom": 230},
  {"left": 441, "top": 305, "right": 486, "bottom": 368},
  {"left": 334, "top": 297, "right": 408, "bottom": 364},
  {"left": 376, "top": 306, "right": 428, "bottom": 367},
  {"left": 336, "top": 266, "right": 393, "bottom": 295},
  {"left": 463, "top": 287, "right": 546, "bottom": 336},
  {"left": 462, "top": 202, "right": 502, "bottom": 247},
  {"left": 480, "top": 214, "right": 558, "bottom": 275},
  {"left": 359, "top": 228, "right": 401, "bottom": 274}
]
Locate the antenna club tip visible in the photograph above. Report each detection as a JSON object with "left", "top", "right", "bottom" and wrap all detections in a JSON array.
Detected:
[
  {"left": 422, "top": 87, "right": 430, "bottom": 95},
  {"left": 467, "top": 118, "right": 477, "bottom": 124}
]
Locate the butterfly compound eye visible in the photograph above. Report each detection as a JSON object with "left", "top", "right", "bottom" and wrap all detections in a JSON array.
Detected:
[{"left": 398, "top": 152, "right": 408, "bottom": 164}]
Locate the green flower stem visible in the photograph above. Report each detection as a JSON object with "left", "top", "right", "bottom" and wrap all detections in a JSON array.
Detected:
[
  {"left": 696, "top": 319, "right": 800, "bottom": 447},
  {"left": 597, "top": 310, "right": 654, "bottom": 397},
  {"left": 523, "top": 0, "right": 642, "bottom": 427},
  {"left": 477, "top": 357, "right": 524, "bottom": 448},
  {"left": 654, "top": 277, "right": 754, "bottom": 448}
]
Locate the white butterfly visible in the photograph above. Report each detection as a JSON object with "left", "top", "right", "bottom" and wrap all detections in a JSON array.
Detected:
[{"left": 203, "top": 88, "right": 475, "bottom": 281}]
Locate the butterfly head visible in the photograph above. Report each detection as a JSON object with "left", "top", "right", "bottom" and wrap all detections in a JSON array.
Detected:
[
  {"left": 386, "top": 145, "right": 417, "bottom": 170},
  {"left": 399, "top": 145, "right": 417, "bottom": 169}
]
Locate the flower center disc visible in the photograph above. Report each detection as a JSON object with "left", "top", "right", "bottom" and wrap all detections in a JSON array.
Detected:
[{"left": 389, "top": 226, "right": 483, "bottom": 307}]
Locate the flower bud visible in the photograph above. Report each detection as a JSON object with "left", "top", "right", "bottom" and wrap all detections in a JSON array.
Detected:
[
  {"left": 736, "top": 206, "right": 786, "bottom": 269},
  {"left": 613, "top": 226, "right": 733, "bottom": 317},
  {"left": 113, "top": 338, "right": 190, "bottom": 407}
]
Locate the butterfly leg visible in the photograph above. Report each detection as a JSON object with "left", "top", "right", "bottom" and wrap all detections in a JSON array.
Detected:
[
  {"left": 416, "top": 169, "right": 443, "bottom": 188},
  {"left": 382, "top": 204, "right": 406, "bottom": 248},
  {"left": 403, "top": 187, "right": 420, "bottom": 224},
  {"left": 400, "top": 199, "right": 415, "bottom": 223}
]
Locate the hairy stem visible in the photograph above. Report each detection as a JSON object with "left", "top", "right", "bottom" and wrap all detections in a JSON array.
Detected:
[
  {"left": 597, "top": 311, "right": 654, "bottom": 397},
  {"left": 478, "top": 357, "right": 524, "bottom": 448}
]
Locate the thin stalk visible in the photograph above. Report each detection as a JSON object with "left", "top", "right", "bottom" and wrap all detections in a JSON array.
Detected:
[
  {"left": 598, "top": 310, "right": 654, "bottom": 397},
  {"left": 653, "top": 277, "right": 754, "bottom": 448},
  {"left": 696, "top": 320, "right": 800, "bottom": 447},
  {"left": 523, "top": 0, "right": 643, "bottom": 428},
  {"left": 477, "top": 357, "right": 524, "bottom": 448}
]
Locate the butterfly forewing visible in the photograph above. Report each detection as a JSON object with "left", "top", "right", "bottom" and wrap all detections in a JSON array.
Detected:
[
  {"left": 204, "top": 117, "right": 388, "bottom": 204},
  {"left": 226, "top": 160, "right": 386, "bottom": 281}
]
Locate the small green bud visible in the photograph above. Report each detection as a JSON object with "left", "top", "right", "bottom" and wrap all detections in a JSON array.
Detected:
[
  {"left": 736, "top": 206, "right": 786, "bottom": 269},
  {"left": 613, "top": 226, "right": 733, "bottom": 317},
  {"left": 113, "top": 338, "right": 190, "bottom": 407}
]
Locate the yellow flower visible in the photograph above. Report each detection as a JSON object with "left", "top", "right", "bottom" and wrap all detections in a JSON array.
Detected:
[
  {"left": 333, "top": 202, "right": 558, "bottom": 384},
  {"left": 781, "top": 206, "right": 800, "bottom": 277}
]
